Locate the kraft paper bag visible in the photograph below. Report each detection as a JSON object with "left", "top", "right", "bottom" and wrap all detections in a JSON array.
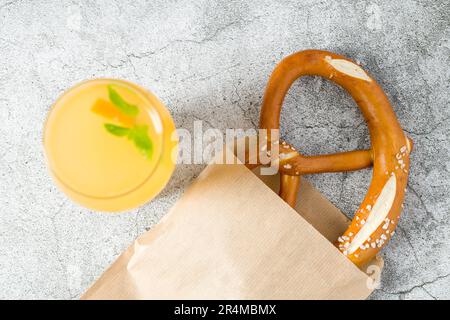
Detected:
[{"left": 82, "top": 145, "right": 383, "bottom": 300}]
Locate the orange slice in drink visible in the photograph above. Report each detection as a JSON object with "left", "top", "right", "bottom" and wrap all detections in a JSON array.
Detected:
[{"left": 91, "top": 98, "right": 134, "bottom": 127}]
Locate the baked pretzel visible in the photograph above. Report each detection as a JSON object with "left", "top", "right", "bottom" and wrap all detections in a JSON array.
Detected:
[{"left": 258, "top": 50, "right": 412, "bottom": 267}]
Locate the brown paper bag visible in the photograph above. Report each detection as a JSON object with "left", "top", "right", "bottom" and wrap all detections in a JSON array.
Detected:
[{"left": 82, "top": 148, "right": 383, "bottom": 300}]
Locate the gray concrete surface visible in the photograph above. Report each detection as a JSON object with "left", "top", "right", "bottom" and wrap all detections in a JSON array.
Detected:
[{"left": 0, "top": 0, "right": 449, "bottom": 299}]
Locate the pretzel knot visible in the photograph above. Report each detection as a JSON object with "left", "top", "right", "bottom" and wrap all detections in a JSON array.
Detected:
[
  {"left": 254, "top": 50, "right": 412, "bottom": 268},
  {"left": 271, "top": 140, "right": 301, "bottom": 175}
]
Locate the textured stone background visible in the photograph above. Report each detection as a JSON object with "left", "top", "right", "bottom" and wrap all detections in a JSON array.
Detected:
[{"left": 0, "top": 0, "right": 449, "bottom": 299}]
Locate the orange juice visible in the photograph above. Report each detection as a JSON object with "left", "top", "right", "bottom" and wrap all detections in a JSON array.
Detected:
[{"left": 44, "top": 79, "right": 177, "bottom": 211}]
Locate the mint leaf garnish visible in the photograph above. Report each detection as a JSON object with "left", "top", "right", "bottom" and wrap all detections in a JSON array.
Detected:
[
  {"left": 107, "top": 85, "right": 139, "bottom": 117},
  {"left": 104, "top": 123, "right": 130, "bottom": 136},
  {"left": 127, "top": 125, "right": 153, "bottom": 159},
  {"left": 102, "top": 87, "right": 152, "bottom": 160}
]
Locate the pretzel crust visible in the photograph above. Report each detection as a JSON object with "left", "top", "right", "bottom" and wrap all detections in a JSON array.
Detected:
[{"left": 258, "top": 50, "right": 411, "bottom": 267}]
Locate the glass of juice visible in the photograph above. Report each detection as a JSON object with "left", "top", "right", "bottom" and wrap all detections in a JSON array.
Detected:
[{"left": 44, "top": 79, "right": 178, "bottom": 212}]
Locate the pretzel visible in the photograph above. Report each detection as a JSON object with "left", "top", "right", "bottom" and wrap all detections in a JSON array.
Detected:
[{"left": 257, "top": 50, "right": 412, "bottom": 267}]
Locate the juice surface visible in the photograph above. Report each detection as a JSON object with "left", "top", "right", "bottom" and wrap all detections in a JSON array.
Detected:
[{"left": 44, "top": 79, "right": 177, "bottom": 211}]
